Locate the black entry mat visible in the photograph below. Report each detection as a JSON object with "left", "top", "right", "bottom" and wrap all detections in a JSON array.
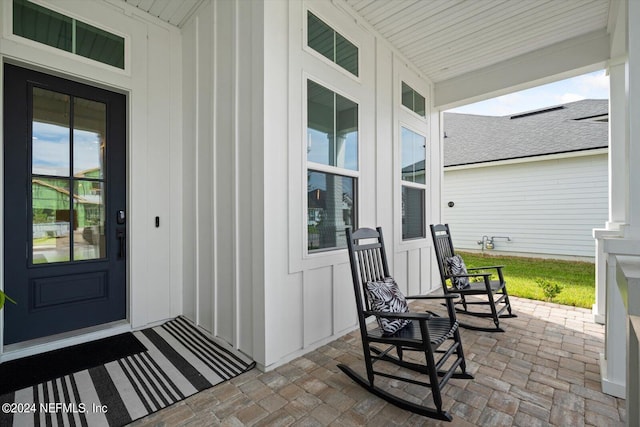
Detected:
[
  {"left": 0, "top": 332, "right": 146, "bottom": 395},
  {"left": 0, "top": 316, "right": 256, "bottom": 427}
]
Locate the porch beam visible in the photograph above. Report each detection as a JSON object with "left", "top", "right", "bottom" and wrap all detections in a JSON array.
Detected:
[{"left": 433, "top": 29, "right": 610, "bottom": 109}]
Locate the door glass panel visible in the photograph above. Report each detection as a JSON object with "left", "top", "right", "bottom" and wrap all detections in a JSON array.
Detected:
[
  {"left": 32, "top": 177, "right": 71, "bottom": 264},
  {"left": 74, "top": 98, "right": 106, "bottom": 178},
  {"left": 73, "top": 180, "right": 105, "bottom": 260},
  {"left": 31, "top": 88, "right": 108, "bottom": 264},
  {"left": 32, "top": 87, "right": 70, "bottom": 176}
]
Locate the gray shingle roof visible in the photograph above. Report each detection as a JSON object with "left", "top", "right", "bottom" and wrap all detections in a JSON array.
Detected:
[{"left": 443, "top": 99, "right": 608, "bottom": 167}]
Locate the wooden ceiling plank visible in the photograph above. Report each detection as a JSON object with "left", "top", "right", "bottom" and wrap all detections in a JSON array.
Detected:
[
  {"left": 147, "top": 0, "right": 170, "bottom": 17},
  {"left": 343, "top": 0, "right": 378, "bottom": 14},
  {"left": 172, "top": 0, "right": 204, "bottom": 27},
  {"left": 405, "top": 1, "right": 606, "bottom": 61},
  {"left": 158, "top": 0, "right": 183, "bottom": 22},
  {"left": 374, "top": 0, "right": 466, "bottom": 37},
  {"left": 432, "top": 6, "right": 606, "bottom": 65},
  {"left": 384, "top": 0, "right": 508, "bottom": 47},
  {"left": 417, "top": 12, "right": 607, "bottom": 81},
  {"left": 136, "top": 0, "right": 156, "bottom": 13}
]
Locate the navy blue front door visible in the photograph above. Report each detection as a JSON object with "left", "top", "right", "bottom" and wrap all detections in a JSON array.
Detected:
[{"left": 3, "top": 64, "right": 127, "bottom": 345}]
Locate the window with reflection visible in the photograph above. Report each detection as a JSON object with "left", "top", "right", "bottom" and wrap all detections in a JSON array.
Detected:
[
  {"left": 401, "top": 82, "right": 426, "bottom": 117},
  {"left": 307, "top": 80, "right": 359, "bottom": 252},
  {"left": 307, "top": 172, "right": 356, "bottom": 251},
  {"left": 31, "top": 87, "right": 107, "bottom": 264},
  {"left": 13, "top": 0, "right": 125, "bottom": 69},
  {"left": 401, "top": 127, "right": 427, "bottom": 240},
  {"left": 307, "top": 80, "right": 358, "bottom": 170},
  {"left": 307, "top": 11, "right": 358, "bottom": 76}
]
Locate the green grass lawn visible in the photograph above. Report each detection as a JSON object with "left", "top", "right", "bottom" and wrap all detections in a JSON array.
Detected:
[{"left": 458, "top": 251, "right": 595, "bottom": 309}]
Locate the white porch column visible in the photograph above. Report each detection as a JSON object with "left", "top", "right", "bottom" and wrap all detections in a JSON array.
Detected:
[
  {"left": 593, "top": 59, "right": 628, "bottom": 324},
  {"left": 623, "top": 0, "right": 640, "bottom": 420},
  {"left": 606, "top": 61, "right": 628, "bottom": 228}
]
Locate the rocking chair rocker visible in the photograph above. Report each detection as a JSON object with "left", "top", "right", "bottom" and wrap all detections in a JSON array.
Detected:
[
  {"left": 430, "top": 223, "right": 516, "bottom": 332},
  {"left": 339, "top": 227, "right": 472, "bottom": 421}
]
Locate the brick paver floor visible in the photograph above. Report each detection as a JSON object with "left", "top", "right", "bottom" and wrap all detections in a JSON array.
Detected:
[{"left": 128, "top": 296, "right": 626, "bottom": 426}]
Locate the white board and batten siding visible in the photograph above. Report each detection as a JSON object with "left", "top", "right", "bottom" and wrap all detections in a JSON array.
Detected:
[
  {"left": 443, "top": 152, "right": 608, "bottom": 259},
  {"left": 2, "top": 0, "right": 440, "bottom": 369},
  {"left": 182, "top": 0, "right": 443, "bottom": 370},
  {"left": 276, "top": 0, "right": 442, "bottom": 370}
]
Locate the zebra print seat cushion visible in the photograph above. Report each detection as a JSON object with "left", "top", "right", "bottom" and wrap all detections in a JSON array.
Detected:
[
  {"left": 446, "top": 255, "right": 471, "bottom": 289},
  {"left": 366, "top": 277, "right": 411, "bottom": 335}
]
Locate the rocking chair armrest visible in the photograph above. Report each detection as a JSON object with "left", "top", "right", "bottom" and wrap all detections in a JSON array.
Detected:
[
  {"left": 363, "top": 310, "right": 433, "bottom": 321},
  {"left": 405, "top": 294, "right": 459, "bottom": 301},
  {"left": 467, "top": 265, "right": 505, "bottom": 271},
  {"left": 447, "top": 272, "right": 491, "bottom": 279}
]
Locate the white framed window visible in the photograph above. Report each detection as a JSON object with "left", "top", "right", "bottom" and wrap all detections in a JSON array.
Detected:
[
  {"left": 395, "top": 69, "right": 430, "bottom": 248},
  {"left": 401, "top": 81, "right": 426, "bottom": 117},
  {"left": 401, "top": 126, "right": 427, "bottom": 240},
  {"left": 12, "top": 0, "right": 125, "bottom": 69},
  {"left": 306, "top": 10, "right": 359, "bottom": 77},
  {"left": 306, "top": 79, "right": 359, "bottom": 252}
]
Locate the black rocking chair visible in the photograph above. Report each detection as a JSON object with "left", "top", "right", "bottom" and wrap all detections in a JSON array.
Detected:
[
  {"left": 339, "top": 227, "right": 472, "bottom": 421},
  {"left": 430, "top": 223, "right": 516, "bottom": 332}
]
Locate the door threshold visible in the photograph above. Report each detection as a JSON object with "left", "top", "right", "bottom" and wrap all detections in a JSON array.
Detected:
[{"left": 1, "top": 320, "right": 131, "bottom": 363}]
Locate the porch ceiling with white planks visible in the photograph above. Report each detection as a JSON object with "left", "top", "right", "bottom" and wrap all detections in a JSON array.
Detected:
[
  {"left": 121, "top": 0, "right": 205, "bottom": 27},
  {"left": 342, "top": 0, "right": 612, "bottom": 83},
  {"left": 122, "top": 0, "right": 614, "bottom": 105}
]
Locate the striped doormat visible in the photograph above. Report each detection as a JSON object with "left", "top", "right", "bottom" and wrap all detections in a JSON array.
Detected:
[{"left": 0, "top": 316, "right": 255, "bottom": 427}]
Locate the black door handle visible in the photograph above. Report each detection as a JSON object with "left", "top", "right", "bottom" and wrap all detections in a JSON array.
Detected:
[{"left": 116, "top": 229, "right": 126, "bottom": 259}]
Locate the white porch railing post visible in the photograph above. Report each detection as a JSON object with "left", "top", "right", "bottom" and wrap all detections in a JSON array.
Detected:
[
  {"left": 593, "top": 229, "right": 623, "bottom": 324},
  {"left": 628, "top": 314, "right": 640, "bottom": 427},
  {"left": 600, "top": 250, "right": 626, "bottom": 398},
  {"left": 614, "top": 255, "right": 640, "bottom": 426}
]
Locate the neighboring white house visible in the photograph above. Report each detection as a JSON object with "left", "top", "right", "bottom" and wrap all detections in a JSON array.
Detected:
[{"left": 442, "top": 99, "right": 608, "bottom": 259}]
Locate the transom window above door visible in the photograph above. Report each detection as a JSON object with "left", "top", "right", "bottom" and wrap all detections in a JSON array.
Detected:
[{"left": 13, "top": 0, "right": 125, "bottom": 69}]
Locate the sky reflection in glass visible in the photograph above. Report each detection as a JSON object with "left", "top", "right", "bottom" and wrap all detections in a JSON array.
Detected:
[{"left": 33, "top": 122, "right": 102, "bottom": 177}]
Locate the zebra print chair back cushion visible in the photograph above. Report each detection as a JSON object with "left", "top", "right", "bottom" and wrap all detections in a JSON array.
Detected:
[
  {"left": 446, "top": 255, "right": 471, "bottom": 289},
  {"left": 366, "top": 277, "right": 411, "bottom": 335}
]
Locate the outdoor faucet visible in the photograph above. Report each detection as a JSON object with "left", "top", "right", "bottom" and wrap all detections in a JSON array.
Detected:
[{"left": 477, "top": 236, "right": 490, "bottom": 252}]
